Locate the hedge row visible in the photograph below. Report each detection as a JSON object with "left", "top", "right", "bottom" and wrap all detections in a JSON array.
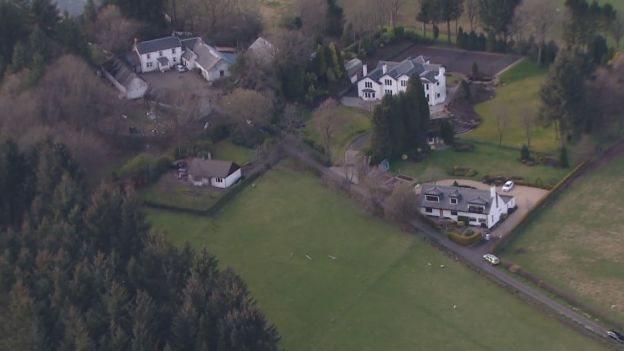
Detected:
[{"left": 447, "top": 230, "right": 482, "bottom": 246}]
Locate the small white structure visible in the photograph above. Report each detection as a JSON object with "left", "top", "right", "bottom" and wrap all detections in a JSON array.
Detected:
[
  {"left": 101, "top": 57, "right": 148, "bottom": 100},
  {"left": 134, "top": 36, "right": 183, "bottom": 73},
  {"left": 420, "top": 184, "right": 516, "bottom": 229},
  {"left": 357, "top": 55, "right": 446, "bottom": 106},
  {"left": 181, "top": 37, "right": 237, "bottom": 82},
  {"left": 187, "top": 159, "right": 242, "bottom": 189}
]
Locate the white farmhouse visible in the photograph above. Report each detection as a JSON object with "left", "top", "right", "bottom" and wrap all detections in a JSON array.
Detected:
[
  {"left": 420, "top": 184, "right": 516, "bottom": 229},
  {"left": 134, "top": 36, "right": 183, "bottom": 73},
  {"left": 181, "top": 37, "right": 237, "bottom": 82},
  {"left": 187, "top": 159, "right": 242, "bottom": 189},
  {"left": 357, "top": 56, "right": 446, "bottom": 106}
]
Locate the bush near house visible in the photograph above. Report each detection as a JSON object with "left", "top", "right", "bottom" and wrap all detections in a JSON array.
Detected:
[{"left": 118, "top": 153, "right": 172, "bottom": 187}]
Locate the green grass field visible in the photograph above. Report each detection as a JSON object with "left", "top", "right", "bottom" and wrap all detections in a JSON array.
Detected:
[
  {"left": 465, "top": 59, "right": 561, "bottom": 153},
  {"left": 393, "top": 142, "right": 568, "bottom": 187},
  {"left": 304, "top": 105, "right": 371, "bottom": 163},
  {"left": 502, "top": 152, "right": 624, "bottom": 324},
  {"left": 212, "top": 140, "right": 255, "bottom": 165},
  {"left": 146, "top": 161, "right": 605, "bottom": 351}
]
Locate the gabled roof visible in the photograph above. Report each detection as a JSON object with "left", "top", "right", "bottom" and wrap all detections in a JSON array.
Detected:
[
  {"left": 361, "top": 55, "right": 441, "bottom": 84},
  {"left": 135, "top": 36, "right": 182, "bottom": 55},
  {"left": 188, "top": 159, "right": 240, "bottom": 178},
  {"left": 248, "top": 37, "right": 276, "bottom": 61},
  {"left": 186, "top": 38, "right": 237, "bottom": 72},
  {"left": 345, "top": 58, "right": 363, "bottom": 76},
  {"left": 420, "top": 184, "right": 501, "bottom": 214}
]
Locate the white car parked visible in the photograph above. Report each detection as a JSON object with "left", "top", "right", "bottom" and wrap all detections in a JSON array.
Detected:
[
  {"left": 483, "top": 254, "right": 500, "bottom": 265},
  {"left": 502, "top": 180, "right": 514, "bottom": 192}
]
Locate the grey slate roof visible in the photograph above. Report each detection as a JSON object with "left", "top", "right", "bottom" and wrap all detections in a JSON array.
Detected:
[
  {"left": 135, "top": 36, "right": 181, "bottom": 55},
  {"left": 188, "top": 159, "right": 240, "bottom": 178},
  {"left": 362, "top": 55, "right": 441, "bottom": 84},
  {"left": 420, "top": 184, "right": 496, "bottom": 214},
  {"left": 345, "top": 58, "right": 363, "bottom": 76},
  {"left": 157, "top": 57, "right": 169, "bottom": 65}
]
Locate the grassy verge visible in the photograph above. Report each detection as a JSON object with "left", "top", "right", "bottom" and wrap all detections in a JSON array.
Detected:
[
  {"left": 146, "top": 161, "right": 605, "bottom": 351},
  {"left": 501, "top": 151, "right": 624, "bottom": 324}
]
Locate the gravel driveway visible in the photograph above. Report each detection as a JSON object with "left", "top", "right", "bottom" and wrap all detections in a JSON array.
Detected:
[{"left": 433, "top": 179, "right": 548, "bottom": 241}]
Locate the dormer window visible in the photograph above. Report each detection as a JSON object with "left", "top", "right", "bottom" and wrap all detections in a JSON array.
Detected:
[
  {"left": 425, "top": 195, "right": 439, "bottom": 202},
  {"left": 468, "top": 205, "right": 485, "bottom": 214},
  {"left": 159, "top": 50, "right": 163, "bottom": 56},
  {"left": 450, "top": 197, "right": 458, "bottom": 205}
]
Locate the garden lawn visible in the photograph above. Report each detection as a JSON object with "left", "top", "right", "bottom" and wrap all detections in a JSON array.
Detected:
[
  {"left": 140, "top": 173, "right": 223, "bottom": 211},
  {"left": 502, "top": 152, "right": 624, "bottom": 324},
  {"left": 466, "top": 59, "right": 561, "bottom": 153},
  {"left": 147, "top": 162, "right": 604, "bottom": 351},
  {"left": 304, "top": 105, "right": 371, "bottom": 163},
  {"left": 393, "top": 141, "right": 569, "bottom": 187},
  {"left": 212, "top": 140, "right": 255, "bottom": 165}
]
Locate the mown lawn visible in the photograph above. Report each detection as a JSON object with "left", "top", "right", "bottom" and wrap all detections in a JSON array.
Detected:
[
  {"left": 465, "top": 59, "right": 561, "bottom": 153},
  {"left": 393, "top": 141, "right": 569, "bottom": 187},
  {"left": 304, "top": 105, "right": 371, "bottom": 163},
  {"left": 502, "top": 152, "right": 624, "bottom": 324},
  {"left": 212, "top": 140, "right": 255, "bottom": 165},
  {"left": 140, "top": 173, "right": 223, "bottom": 211},
  {"left": 146, "top": 161, "right": 605, "bottom": 351}
]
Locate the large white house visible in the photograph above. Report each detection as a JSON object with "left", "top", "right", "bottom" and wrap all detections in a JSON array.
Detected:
[
  {"left": 187, "top": 159, "right": 242, "bottom": 189},
  {"left": 357, "top": 56, "right": 446, "bottom": 106},
  {"left": 133, "top": 35, "right": 237, "bottom": 82},
  {"left": 420, "top": 184, "right": 516, "bottom": 229},
  {"left": 181, "top": 37, "right": 237, "bottom": 82},
  {"left": 134, "top": 36, "right": 183, "bottom": 73}
]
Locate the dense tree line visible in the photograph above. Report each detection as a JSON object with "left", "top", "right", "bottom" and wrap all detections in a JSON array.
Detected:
[
  {"left": 370, "top": 78, "right": 430, "bottom": 162},
  {"left": 278, "top": 41, "right": 347, "bottom": 105},
  {"left": 0, "top": 139, "right": 280, "bottom": 350},
  {"left": 0, "top": 0, "right": 89, "bottom": 82}
]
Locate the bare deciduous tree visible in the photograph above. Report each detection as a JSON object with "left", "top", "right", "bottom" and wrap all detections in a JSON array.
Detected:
[
  {"left": 514, "top": 0, "right": 558, "bottom": 64},
  {"left": 464, "top": 0, "right": 479, "bottom": 31},
  {"left": 612, "top": 14, "right": 624, "bottom": 49},
  {"left": 384, "top": 182, "right": 418, "bottom": 226},
  {"left": 220, "top": 88, "right": 274, "bottom": 127},
  {"left": 91, "top": 5, "right": 141, "bottom": 53},
  {"left": 495, "top": 106, "right": 508, "bottom": 147},
  {"left": 316, "top": 99, "right": 338, "bottom": 160}
]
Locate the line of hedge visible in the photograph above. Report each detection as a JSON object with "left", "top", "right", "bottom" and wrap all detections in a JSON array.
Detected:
[{"left": 447, "top": 230, "right": 483, "bottom": 246}]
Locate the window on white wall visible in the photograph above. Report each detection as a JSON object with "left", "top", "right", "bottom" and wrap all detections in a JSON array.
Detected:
[
  {"left": 401, "top": 80, "right": 407, "bottom": 87},
  {"left": 159, "top": 51, "right": 163, "bottom": 57},
  {"left": 365, "top": 81, "right": 372, "bottom": 88},
  {"left": 385, "top": 79, "right": 392, "bottom": 85},
  {"left": 385, "top": 89, "right": 392, "bottom": 95},
  {"left": 147, "top": 54, "right": 151, "bottom": 59}
]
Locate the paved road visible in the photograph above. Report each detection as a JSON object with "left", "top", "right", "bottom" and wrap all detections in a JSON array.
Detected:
[
  {"left": 282, "top": 135, "right": 621, "bottom": 349},
  {"left": 409, "top": 220, "right": 619, "bottom": 349}
]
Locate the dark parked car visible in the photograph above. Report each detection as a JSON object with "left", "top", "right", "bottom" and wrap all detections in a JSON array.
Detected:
[{"left": 607, "top": 330, "right": 624, "bottom": 343}]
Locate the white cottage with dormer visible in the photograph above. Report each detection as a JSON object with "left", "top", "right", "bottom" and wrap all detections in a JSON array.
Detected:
[
  {"left": 134, "top": 36, "right": 183, "bottom": 73},
  {"left": 419, "top": 184, "right": 516, "bottom": 229},
  {"left": 357, "top": 56, "right": 446, "bottom": 106}
]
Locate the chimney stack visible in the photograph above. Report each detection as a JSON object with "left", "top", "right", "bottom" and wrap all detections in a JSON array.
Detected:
[
  {"left": 490, "top": 186, "right": 496, "bottom": 199},
  {"left": 362, "top": 64, "right": 368, "bottom": 77},
  {"left": 382, "top": 63, "right": 387, "bottom": 74}
]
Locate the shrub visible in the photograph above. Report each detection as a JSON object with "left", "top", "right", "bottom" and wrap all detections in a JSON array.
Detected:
[
  {"left": 559, "top": 146, "right": 569, "bottom": 168},
  {"left": 448, "top": 230, "right": 482, "bottom": 246},
  {"left": 520, "top": 144, "right": 531, "bottom": 161},
  {"left": 209, "top": 124, "right": 230, "bottom": 142},
  {"left": 453, "top": 142, "right": 475, "bottom": 152}
]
